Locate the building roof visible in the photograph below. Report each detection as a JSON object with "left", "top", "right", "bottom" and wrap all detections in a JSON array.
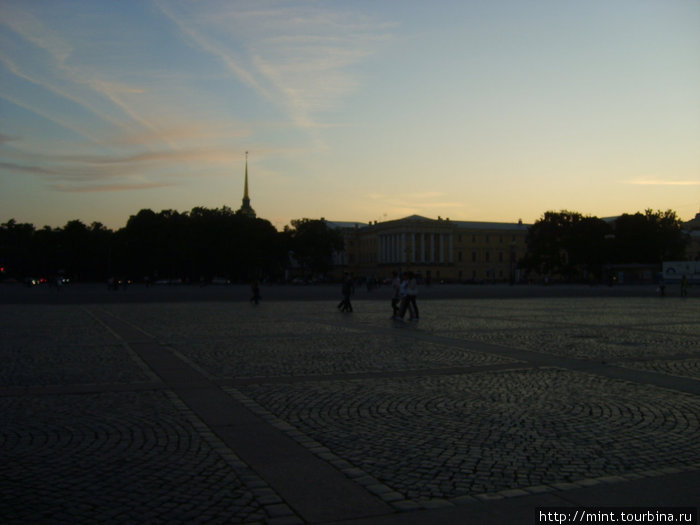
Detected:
[
  {"left": 326, "top": 221, "right": 368, "bottom": 230},
  {"left": 452, "top": 220, "right": 530, "bottom": 231},
  {"left": 327, "top": 215, "right": 530, "bottom": 231}
]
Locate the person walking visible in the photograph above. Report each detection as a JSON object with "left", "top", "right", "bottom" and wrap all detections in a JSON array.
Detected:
[
  {"left": 407, "top": 271, "right": 419, "bottom": 321},
  {"left": 250, "top": 279, "right": 261, "bottom": 305},
  {"left": 390, "top": 271, "right": 401, "bottom": 318},
  {"left": 657, "top": 272, "right": 666, "bottom": 297},
  {"left": 396, "top": 272, "right": 416, "bottom": 321},
  {"left": 338, "top": 273, "right": 354, "bottom": 312}
]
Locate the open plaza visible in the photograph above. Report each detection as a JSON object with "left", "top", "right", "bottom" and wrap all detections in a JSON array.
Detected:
[{"left": 1, "top": 283, "right": 698, "bottom": 524}]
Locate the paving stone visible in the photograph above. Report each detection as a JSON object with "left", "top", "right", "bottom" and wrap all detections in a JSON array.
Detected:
[{"left": 2, "top": 297, "right": 699, "bottom": 522}]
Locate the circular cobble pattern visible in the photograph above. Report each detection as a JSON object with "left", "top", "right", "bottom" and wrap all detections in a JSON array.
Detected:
[
  {"left": 418, "top": 298, "right": 699, "bottom": 332},
  {"left": 0, "top": 306, "right": 152, "bottom": 387},
  {"left": 0, "top": 390, "right": 275, "bottom": 524},
  {"left": 238, "top": 368, "right": 700, "bottom": 502},
  {"left": 176, "top": 334, "right": 517, "bottom": 378},
  {"left": 456, "top": 328, "right": 698, "bottom": 361},
  {"left": 1, "top": 305, "right": 119, "bottom": 346},
  {"left": 105, "top": 302, "right": 361, "bottom": 343}
]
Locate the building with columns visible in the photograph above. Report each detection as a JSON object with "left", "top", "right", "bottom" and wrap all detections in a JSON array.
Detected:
[{"left": 328, "top": 215, "right": 530, "bottom": 283}]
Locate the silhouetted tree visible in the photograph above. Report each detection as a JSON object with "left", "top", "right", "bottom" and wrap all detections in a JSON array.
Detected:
[
  {"left": 0, "top": 219, "right": 36, "bottom": 280},
  {"left": 113, "top": 207, "right": 286, "bottom": 283},
  {"left": 284, "top": 218, "right": 344, "bottom": 278},
  {"left": 613, "top": 209, "right": 687, "bottom": 264},
  {"left": 522, "top": 211, "right": 612, "bottom": 280},
  {"left": 568, "top": 216, "right": 613, "bottom": 277},
  {"left": 523, "top": 209, "right": 688, "bottom": 281}
]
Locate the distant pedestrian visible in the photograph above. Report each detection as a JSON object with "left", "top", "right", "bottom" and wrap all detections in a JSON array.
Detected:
[
  {"left": 391, "top": 271, "right": 400, "bottom": 318},
  {"left": 407, "top": 272, "right": 419, "bottom": 320},
  {"left": 250, "top": 279, "right": 261, "bottom": 304},
  {"left": 657, "top": 272, "right": 666, "bottom": 297},
  {"left": 396, "top": 272, "right": 417, "bottom": 321},
  {"left": 680, "top": 275, "right": 688, "bottom": 298},
  {"left": 338, "top": 273, "right": 354, "bottom": 312}
]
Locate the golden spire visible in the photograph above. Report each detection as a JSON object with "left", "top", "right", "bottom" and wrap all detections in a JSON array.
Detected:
[
  {"left": 244, "top": 151, "right": 250, "bottom": 200},
  {"left": 238, "top": 150, "right": 256, "bottom": 217}
]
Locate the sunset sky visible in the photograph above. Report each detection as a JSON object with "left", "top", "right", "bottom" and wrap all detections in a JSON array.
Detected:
[{"left": 1, "top": 0, "right": 699, "bottom": 231}]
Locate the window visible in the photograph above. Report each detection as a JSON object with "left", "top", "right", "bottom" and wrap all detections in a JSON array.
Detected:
[
  {"left": 499, "top": 252, "right": 503, "bottom": 263},
  {"left": 458, "top": 251, "right": 463, "bottom": 262},
  {"left": 472, "top": 251, "right": 477, "bottom": 262},
  {"left": 485, "top": 252, "right": 490, "bottom": 262}
]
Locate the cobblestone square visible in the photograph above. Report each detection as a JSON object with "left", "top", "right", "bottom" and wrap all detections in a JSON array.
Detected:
[{"left": 1, "top": 287, "right": 698, "bottom": 523}]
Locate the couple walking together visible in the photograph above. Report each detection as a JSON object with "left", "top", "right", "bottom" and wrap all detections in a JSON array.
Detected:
[{"left": 392, "top": 271, "right": 419, "bottom": 321}]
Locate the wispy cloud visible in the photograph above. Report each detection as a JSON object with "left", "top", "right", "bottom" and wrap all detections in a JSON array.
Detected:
[
  {"left": 0, "top": 161, "right": 59, "bottom": 176},
  {"left": 0, "top": 140, "right": 245, "bottom": 197},
  {"left": 51, "top": 182, "right": 175, "bottom": 193},
  {"left": 625, "top": 179, "right": 700, "bottom": 186},
  {"left": 0, "top": 4, "right": 168, "bottom": 142},
  {"left": 0, "top": 89, "right": 99, "bottom": 142},
  {"left": 155, "top": 0, "right": 393, "bottom": 139},
  {"left": 0, "top": 133, "right": 18, "bottom": 144}
]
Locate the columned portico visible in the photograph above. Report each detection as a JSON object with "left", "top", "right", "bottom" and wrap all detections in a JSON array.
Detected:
[
  {"left": 376, "top": 228, "right": 455, "bottom": 266},
  {"left": 330, "top": 214, "right": 530, "bottom": 283}
]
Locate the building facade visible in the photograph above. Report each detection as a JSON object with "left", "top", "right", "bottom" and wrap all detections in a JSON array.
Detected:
[{"left": 329, "top": 215, "right": 530, "bottom": 283}]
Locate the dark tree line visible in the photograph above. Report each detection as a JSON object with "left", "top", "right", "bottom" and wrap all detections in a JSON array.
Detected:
[
  {"left": 521, "top": 209, "right": 688, "bottom": 281},
  {"left": 1, "top": 206, "right": 688, "bottom": 285},
  {"left": 0, "top": 207, "right": 342, "bottom": 284}
]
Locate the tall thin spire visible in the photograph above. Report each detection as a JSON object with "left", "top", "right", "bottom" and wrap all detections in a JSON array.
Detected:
[
  {"left": 238, "top": 150, "right": 256, "bottom": 217},
  {"left": 243, "top": 151, "right": 250, "bottom": 200}
]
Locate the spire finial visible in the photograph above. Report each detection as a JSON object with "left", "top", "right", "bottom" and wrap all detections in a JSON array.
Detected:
[{"left": 238, "top": 150, "right": 256, "bottom": 217}]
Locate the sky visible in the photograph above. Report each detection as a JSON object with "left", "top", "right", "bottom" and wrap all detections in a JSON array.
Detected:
[{"left": 1, "top": 0, "right": 699, "bottom": 231}]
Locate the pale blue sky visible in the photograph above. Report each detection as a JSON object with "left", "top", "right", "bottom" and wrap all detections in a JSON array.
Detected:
[{"left": 1, "top": 0, "right": 698, "bottom": 230}]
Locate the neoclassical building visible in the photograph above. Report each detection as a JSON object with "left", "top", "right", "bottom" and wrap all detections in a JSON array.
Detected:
[{"left": 329, "top": 215, "right": 530, "bottom": 283}]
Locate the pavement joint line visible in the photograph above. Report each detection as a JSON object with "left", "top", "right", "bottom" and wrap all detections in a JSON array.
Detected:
[
  {"left": 223, "top": 385, "right": 700, "bottom": 513},
  {"left": 6, "top": 296, "right": 698, "bottom": 523},
  {"left": 82, "top": 306, "right": 162, "bottom": 384},
  {"left": 161, "top": 390, "right": 302, "bottom": 523},
  {"left": 85, "top": 307, "right": 395, "bottom": 524}
]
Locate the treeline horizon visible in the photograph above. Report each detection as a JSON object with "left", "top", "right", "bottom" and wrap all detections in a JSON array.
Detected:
[
  {"left": 0, "top": 206, "right": 343, "bottom": 283},
  {"left": 0, "top": 206, "right": 691, "bottom": 284},
  {"left": 521, "top": 209, "right": 688, "bottom": 281}
]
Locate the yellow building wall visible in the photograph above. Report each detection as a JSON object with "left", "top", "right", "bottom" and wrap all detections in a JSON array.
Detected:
[{"left": 333, "top": 217, "right": 529, "bottom": 283}]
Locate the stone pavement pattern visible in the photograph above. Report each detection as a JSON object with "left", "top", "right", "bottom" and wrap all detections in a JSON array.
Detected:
[{"left": 1, "top": 294, "right": 699, "bottom": 523}]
